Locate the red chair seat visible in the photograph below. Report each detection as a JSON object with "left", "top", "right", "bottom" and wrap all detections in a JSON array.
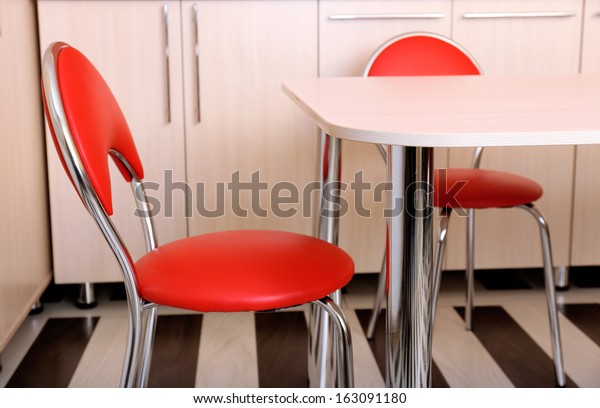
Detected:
[
  {"left": 135, "top": 230, "right": 354, "bottom": 312},
  {"left": 435, "top": 168, "right": 543, "bottom": 209}
]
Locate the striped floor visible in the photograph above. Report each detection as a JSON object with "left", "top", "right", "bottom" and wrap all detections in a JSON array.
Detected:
[{"left": 1, "top": 270, "right": 599, "bottom": 388}]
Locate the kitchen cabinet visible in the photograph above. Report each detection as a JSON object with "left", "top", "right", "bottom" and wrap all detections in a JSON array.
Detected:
[
  {"left": 319, "top": 0, "right": 453, "bottom": 273},
  {"left": 33, "top": 0, "right": 600, "bottom": 282},
  {"left": 446, "top": 0, "right": 584, "bottom": 271},
  {"left": 183, "top": 0, "right": 318, "bottom": 237},
  {"left": 38, "top": 0, "right": 318, "bottom": 284},
  {"left": 37, "top": 0, "right": 188, "bottom": 284},
  {"left": 570, "top": 0, "right": 600, "bottom": 266},
  {"left": 581, "top": 0, "right": 600, "bottom": 73},
  {"left": 0, "top": 0, "right": 52, "bottom": 351}
]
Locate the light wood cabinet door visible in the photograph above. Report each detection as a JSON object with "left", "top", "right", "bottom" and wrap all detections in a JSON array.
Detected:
[
  {"left": 447, "top": 0, "right": 584, "bottom": 270},
  {"left": 37, "top": 1, "right": 187, "bottom": 283},
  {"left": 319, "top": 0, "right": 452, "bottom": 272},
  {"left": 0, "top": 0, "right": 52, "bottom": 351},
  {"left": 581, "top": 0, "right": 600, "bottom": 73},
  {"left": 183, "top": 0, "right": 319, "bottom": 237},
  {"left": 570, "top": 0, "right": 600, "bottom": 266}
]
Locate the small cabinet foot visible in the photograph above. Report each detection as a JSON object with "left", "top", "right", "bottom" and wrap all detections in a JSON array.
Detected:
[
  {"left": 29, "top": 299, "right": 44, "bottom": 315},
  {"left": 555, "top": 265, "right": 570, "bottom": 291},
  {"left": 75, "top": 282, "right": 97, "bottom": 309}
]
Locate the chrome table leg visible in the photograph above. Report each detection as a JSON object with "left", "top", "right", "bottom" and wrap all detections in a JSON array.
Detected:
[{"left": 386, "top": 145, "right": 434, "bottom": 388}]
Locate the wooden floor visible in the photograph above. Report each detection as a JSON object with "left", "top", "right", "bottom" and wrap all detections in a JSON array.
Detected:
[{"left": 1, "top": 269, "right": 599, "bottom": 388}]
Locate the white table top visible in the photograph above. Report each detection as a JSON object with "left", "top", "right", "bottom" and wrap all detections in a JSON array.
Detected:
[{"left": 283, "top": 74, "right": 600, "bottom": 148}]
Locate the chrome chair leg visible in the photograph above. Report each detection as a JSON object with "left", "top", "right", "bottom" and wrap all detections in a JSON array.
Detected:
[
  {"left": 121, "top": 301, "right": 145, "bottom": 388},
  {"left": 120, "top": 314, "right": 134, "bottom": 387},
  {"left": 518, "top": 204, "right": 566, "bottom": 387},
  {"left": 465, "top": 208, "right": 475, "bottom": 331},
  {"left": 310, "top": 132, "right": 343, "bottom": 388},
  {"left": 312, "top": 297, "right": 354, "bottom": 388},
  {"left": 366, "top": 252, "right": 386, "bottom": 339},
  {"left": 136, "top": 305, "right": 158, "bottom": 387},
  {"left": 309, "top": 289, "right": 342, "bottom": 388},
  {"left": 365, "top": 143, "right": 389, "bottom": 339},
  {"left": 308, "top": 303, "right": 325, "bottom": 386},
  {"left": 431, "top": 209, "right": 451, "bottom": 324}
]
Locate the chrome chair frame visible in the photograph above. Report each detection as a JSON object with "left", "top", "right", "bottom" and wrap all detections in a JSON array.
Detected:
[
  {"left": 309, "top": 132, "right": 345, "bottom": 387},
  {"left": 43, "top": 42, "right": 353, "bottom": 388},
  {"left": 362, "top": 32, "right": 565, "bottom": 387}
]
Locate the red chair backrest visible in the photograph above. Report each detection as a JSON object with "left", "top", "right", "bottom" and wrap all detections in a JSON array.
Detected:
[
  {"left": 42, "top": 43, "right": 144, "bottom": 215},
  {"left": 365, "top": 33, "right": 481, "bottom": 77}
]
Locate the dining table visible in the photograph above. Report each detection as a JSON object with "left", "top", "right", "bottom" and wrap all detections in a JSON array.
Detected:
[{"left": 282, "top": 74, "right": 600, "bottom": 388}]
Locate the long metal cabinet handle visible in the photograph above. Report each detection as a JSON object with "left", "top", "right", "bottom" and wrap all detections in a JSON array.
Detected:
[
  {"left": 463, "top": 11, "right": 577, "bottom": 19},
  {"left": 163, "top": 3, "right": 172, "bottom": 123},
  {"left": 193, "top": 2, "right": 201, "bottom": 123},
  {"left": 329, "top": 13, "right": 446, "bottom": 21}
]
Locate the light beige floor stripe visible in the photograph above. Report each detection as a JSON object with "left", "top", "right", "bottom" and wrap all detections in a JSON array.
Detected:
[
  {"left": 504, "top": 301, "right": 600, "bottom": 388},
  {"left": 195, "top": 313, "right": 259, "bottom": 388},
  {"left": 343, "top": 308, "right": 386, "bottom": 388},
  {"left": 432, "top": 307, "right": 514, "bottom": 388},
  {"left": 69, "top": 316, "right": 127, "bottom": 387}
]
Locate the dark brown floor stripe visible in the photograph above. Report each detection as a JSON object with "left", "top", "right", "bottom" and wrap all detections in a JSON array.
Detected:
[
  {"left": 147, "top": 314, "right": 203, "bottom": 388},
  {"left": 455, "top": 306, "right": 576, "bottom": 388},
  {"left": 559, "top": 303, "right": 600, "bottom": 347},
  {"left": 569, "top": 267, "right": 600, "bottom": 288},
  {"left": 355, "top": 309, "right": 449, "bottom": 387},
  {"left": 255, "top": 312, "right": 308, "bottom": 388},
  {"left": 7, "top": 317, "right": 98, "bottom": 387},
  {"left": 474, "top": 269, "right": 533, "bottom": 290}
]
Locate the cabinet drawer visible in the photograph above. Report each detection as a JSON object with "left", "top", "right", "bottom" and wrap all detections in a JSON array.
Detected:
[
  {"left": 320, "top": 0, "right": 452, "bottom": 76},
  {"left": 453, "top": 0, "right": 583, "bottom": 74}
]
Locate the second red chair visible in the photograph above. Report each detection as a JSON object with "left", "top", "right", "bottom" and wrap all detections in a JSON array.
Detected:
[{"left": 363, "top": 33, "right": 565, "bottom": 387}]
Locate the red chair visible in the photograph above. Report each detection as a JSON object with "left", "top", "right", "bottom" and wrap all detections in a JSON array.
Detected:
[
  {"left": 363, "top": 33, "right": 565, "bottom": 387},
  {"left": 41, "top": 42, "right": 354, "bottom": 388}
]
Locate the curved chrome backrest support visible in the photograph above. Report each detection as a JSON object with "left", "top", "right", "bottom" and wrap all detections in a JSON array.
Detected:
[
  {"left": 110, "top": 149, "right": 158, "bottom": 252},
  {"left": 41, "top": 42, "right": 157, "bottom": 308}
]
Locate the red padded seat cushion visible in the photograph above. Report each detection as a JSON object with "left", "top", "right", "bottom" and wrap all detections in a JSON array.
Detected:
[
  {"left": 435, "top": 168, "right": 543, "bottom": 209},
  {"left": 135, "top": 230, "right": 354, "bottom": 312}
]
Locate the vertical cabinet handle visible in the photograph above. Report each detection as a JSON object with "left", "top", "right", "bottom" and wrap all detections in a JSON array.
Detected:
[
  {"left": 163, "top": 3, "right": 172, "bottom": 123},
  {"left": 193, "top": 2, "right": 201, "bottom": 123}
]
